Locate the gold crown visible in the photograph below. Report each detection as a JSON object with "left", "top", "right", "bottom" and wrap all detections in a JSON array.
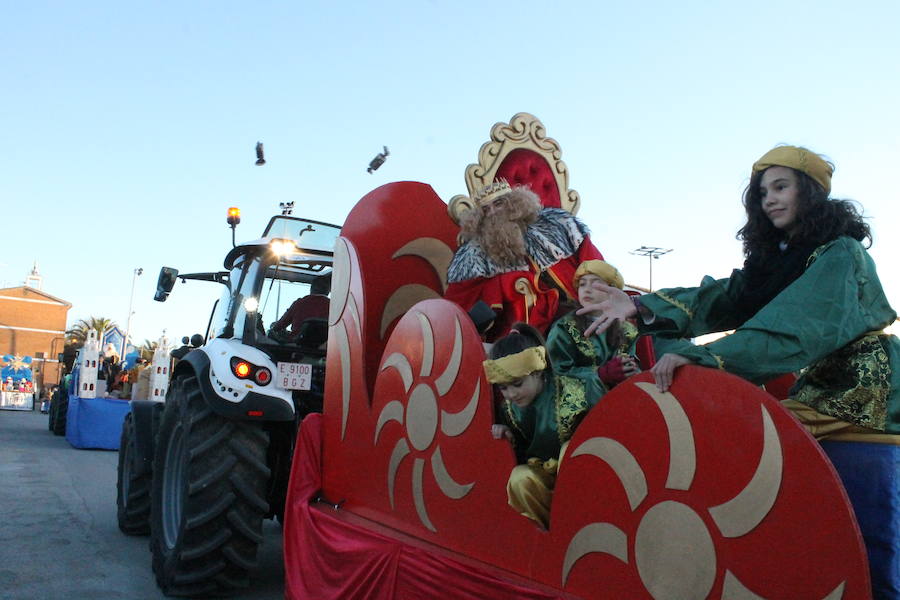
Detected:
[{"left": 473, "top": 179, "right": 512, "bottom": 206}]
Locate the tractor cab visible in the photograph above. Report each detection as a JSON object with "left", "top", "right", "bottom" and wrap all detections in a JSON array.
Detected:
[
  {"left": 195, "top": 216, "right": 340, "bottom": 418},
  {"left": 216, "top": 217, "right": 339, "bottom": 353}
]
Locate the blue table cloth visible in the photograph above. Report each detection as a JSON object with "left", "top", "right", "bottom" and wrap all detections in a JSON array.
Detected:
[
  {"left": 64, "top": 395, "right": 131, "bottom": 450},
  {"left": 821, "top": 440, "right": 900, "bottom": 599}
]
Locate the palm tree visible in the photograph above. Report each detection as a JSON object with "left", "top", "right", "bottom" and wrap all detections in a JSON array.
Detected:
[
  {"left": 139, "top": 339, "right": 159, "bottom": 361},
  {"left": 65, "top": 316, "right": 118, "bottom": 346}
]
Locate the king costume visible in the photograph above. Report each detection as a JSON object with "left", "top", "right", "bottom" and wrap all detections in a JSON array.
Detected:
[{"left": 445, "top": 207, "right": 603, "bottom": 341}]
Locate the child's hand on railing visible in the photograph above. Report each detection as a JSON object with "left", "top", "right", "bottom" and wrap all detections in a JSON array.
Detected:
[{"left": 491, "top": 424, "right": 513, "bottom": 442}]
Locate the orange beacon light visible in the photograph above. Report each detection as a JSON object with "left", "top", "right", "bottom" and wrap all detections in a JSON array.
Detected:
[{"left": 227, "top": 206, "right": 241, "bottom": 226}]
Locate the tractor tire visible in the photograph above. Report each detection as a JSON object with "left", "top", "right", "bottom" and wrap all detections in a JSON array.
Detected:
[
  {"left": 149, "top": 376, "right": 270, "bottom": 597},
  {"left": 52, "top": 390, "right": 68, "bottom": 436},
  {"left": 117, "top": 412, "right": 152, "bottom": 535}
]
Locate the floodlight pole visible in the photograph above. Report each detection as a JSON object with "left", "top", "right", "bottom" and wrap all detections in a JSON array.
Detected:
[
  {"left": 630, "top": 246, "right": 673, "bottom": 291},
  {"left": 122, "top": 267, "right": 143, "bottom": 361}
]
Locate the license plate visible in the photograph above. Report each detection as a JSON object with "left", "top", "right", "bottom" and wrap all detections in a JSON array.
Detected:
[{"left": 276, "top": 362, "right": 312, "bottom": 391}]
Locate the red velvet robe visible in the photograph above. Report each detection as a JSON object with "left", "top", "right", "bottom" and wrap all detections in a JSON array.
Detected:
[{"left": 444, "top": 235, "right": 602, "bottom": 341}]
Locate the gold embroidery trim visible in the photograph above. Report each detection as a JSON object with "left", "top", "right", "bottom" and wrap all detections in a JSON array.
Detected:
[
  {"left": 554, "top": 376, "right": 588, "bottom": 444},
  {"left": 561, "top": 316, "right": 596, "bottom": 362},
  {"left": 655, "top": 291, "right": 694, "bottom": 319},
  {"left": 806, "top": 244, "right": 826, "bottom": 267},
  {"left": 504, "top": 400, "right": 528, "bottom": 444},
  {"left": 555, "top": 378, "right": 566, "bottom": 445},
  {"left": 620, "top": 321, "right": 639, "bottom": 353}
]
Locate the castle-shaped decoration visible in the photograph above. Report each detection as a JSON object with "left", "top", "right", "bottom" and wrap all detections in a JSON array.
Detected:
[
  {"left": 149, "top": 332, "right": 171, "bottom": 400},
  {"left": 79, "top": 329, "right": 100, "bottom": 398}
]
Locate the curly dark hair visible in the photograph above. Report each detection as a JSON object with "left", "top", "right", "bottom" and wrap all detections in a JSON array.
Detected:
[
  {"left": 489, "top": 322, "right": 546, "bottom": 361},
  {"left": 737, "top": 167, "right": 871, "bottom": 261}
]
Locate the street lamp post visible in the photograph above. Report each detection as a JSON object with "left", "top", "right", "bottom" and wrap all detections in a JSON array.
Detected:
[
  {"left": 122, "top": 268, "right": 143, "bottom": 362},
  {"left": 630, "top": 246, "right": 673, "bottom": 291}
]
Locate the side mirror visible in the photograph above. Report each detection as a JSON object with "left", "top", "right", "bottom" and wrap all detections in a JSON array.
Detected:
[{"left": 154, "top": 267, "right": 179, "bottom": 302}]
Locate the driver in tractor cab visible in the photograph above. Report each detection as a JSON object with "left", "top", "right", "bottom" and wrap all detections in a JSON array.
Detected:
[{"left": 270, "top": 274, "right": 331, "bottom": 342}]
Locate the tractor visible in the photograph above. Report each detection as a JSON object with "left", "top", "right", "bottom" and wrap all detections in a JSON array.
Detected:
[{"left": 116, "top": 214, "right": 340, "bottom": 596}]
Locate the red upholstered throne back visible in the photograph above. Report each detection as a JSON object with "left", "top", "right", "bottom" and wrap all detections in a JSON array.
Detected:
[{"left": 494, "top": 148, "right": 561, "bottom": 208}]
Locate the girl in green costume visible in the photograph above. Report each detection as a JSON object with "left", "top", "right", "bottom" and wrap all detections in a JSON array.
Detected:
[
  {"left": 581, "top": 145, "right": 900, "bottom": 438},
  {"left": 546, "top": 259, "right": 641, "bottom": 393},
  {"left": 486, "top": 323, "right": 601, "bottom": 528}
]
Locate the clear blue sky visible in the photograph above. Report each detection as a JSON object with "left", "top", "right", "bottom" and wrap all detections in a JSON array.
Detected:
[{"left": 3, "top": 1, "right": 898, "bottom": 346}]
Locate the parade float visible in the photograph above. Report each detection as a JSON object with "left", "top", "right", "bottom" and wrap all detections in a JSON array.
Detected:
[
  {"left": 282, "top": 114, "right": 897, "bottom": 599},
  {"left": 0, "top": 354, "right": 35, "bottom": 410},
  {"left": 53, "top": 329, "right": 130, "bottom": 449}
]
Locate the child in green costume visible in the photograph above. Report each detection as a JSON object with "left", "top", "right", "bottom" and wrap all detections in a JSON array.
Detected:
[
  {"left": 546, "top": 260, "right": 641, "bottom": 394},
  {"left": 486, "top": 323, "right": 601, "bottom": 528},
  {"left": 580, "top": 145, "right": 900, "bottom": 439}
]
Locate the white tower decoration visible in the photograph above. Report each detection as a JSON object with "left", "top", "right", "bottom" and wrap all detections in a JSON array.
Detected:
[
  {"left": 149, "top": 332, "right": 171, "bottom": 400},
  {"left": 79, "top": 329, "right": 101, "bottom": 398},
  {"left": 25, "top": 261, "right": 43, "bottom": 290}
]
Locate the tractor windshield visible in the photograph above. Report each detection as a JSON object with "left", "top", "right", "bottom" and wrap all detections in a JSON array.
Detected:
[
  {"left": 218, "top": 240, "right": 334, "bottom": 347},
  {"left": 263, "top": 217, "right": 340, "bottom": 254},
  {"left": 257, "top": 275, "right": 313, "bottom": 336},
  {"left": 209, "top": 255, "right": 263, "bottom": 340},
  {"left": 207, "top": 286, "right": 232, "bottom": 341}
]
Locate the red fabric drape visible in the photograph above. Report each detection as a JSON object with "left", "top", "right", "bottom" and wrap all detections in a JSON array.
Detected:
[{"left": 283, "top": 414, "right": 566, "bottom": 600}]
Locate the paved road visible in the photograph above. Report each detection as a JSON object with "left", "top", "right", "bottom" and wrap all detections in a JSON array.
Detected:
[{"left": 0, "top": 408, "right": 285, "bottom": 599}]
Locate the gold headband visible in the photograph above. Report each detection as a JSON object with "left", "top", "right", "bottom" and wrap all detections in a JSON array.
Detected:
[
  {"left": 483, "top": 346, "right": 547, "bottom": 384},
  {"left": 752, "top": 145, "right": 833, "bottom": 195},
  {"left": 574, "top": 259, "right": 624, "bottom": 289}
]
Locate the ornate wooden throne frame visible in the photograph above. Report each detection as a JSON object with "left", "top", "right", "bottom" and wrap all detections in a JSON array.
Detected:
[
  {"left": 448, "top": 112, "right": 580, "bottom": 225},
  {"left": 445, "top": 112, "right": 658, "bottom": 365}
]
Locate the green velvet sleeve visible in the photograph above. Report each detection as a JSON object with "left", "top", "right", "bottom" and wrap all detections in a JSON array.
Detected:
[
  {"left": 651, "top": 238, "right": 898, "bottom": 384},
  {"left": 639, "top": 269, "right": 748, "bottom": 338}
]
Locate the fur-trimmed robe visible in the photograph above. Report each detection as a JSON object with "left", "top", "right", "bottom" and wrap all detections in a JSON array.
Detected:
[{"left": 445, "top": 208, "right": 602, "bottom": 341}]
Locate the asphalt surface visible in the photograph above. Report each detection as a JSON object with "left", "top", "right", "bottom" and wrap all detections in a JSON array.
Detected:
[{"left": 0, "top": 408, "right": 285, "bottom": 600}]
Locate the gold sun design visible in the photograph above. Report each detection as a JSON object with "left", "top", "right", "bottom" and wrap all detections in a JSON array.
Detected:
[
  {"left": 6, "top": 355, "right": 30, "bottom": 372},
  {"left": 561, "top": 382, "right": 846, "bottom": 600},
  {"left": 374, "top": 312, "right": 479, "bottom": 532}
]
